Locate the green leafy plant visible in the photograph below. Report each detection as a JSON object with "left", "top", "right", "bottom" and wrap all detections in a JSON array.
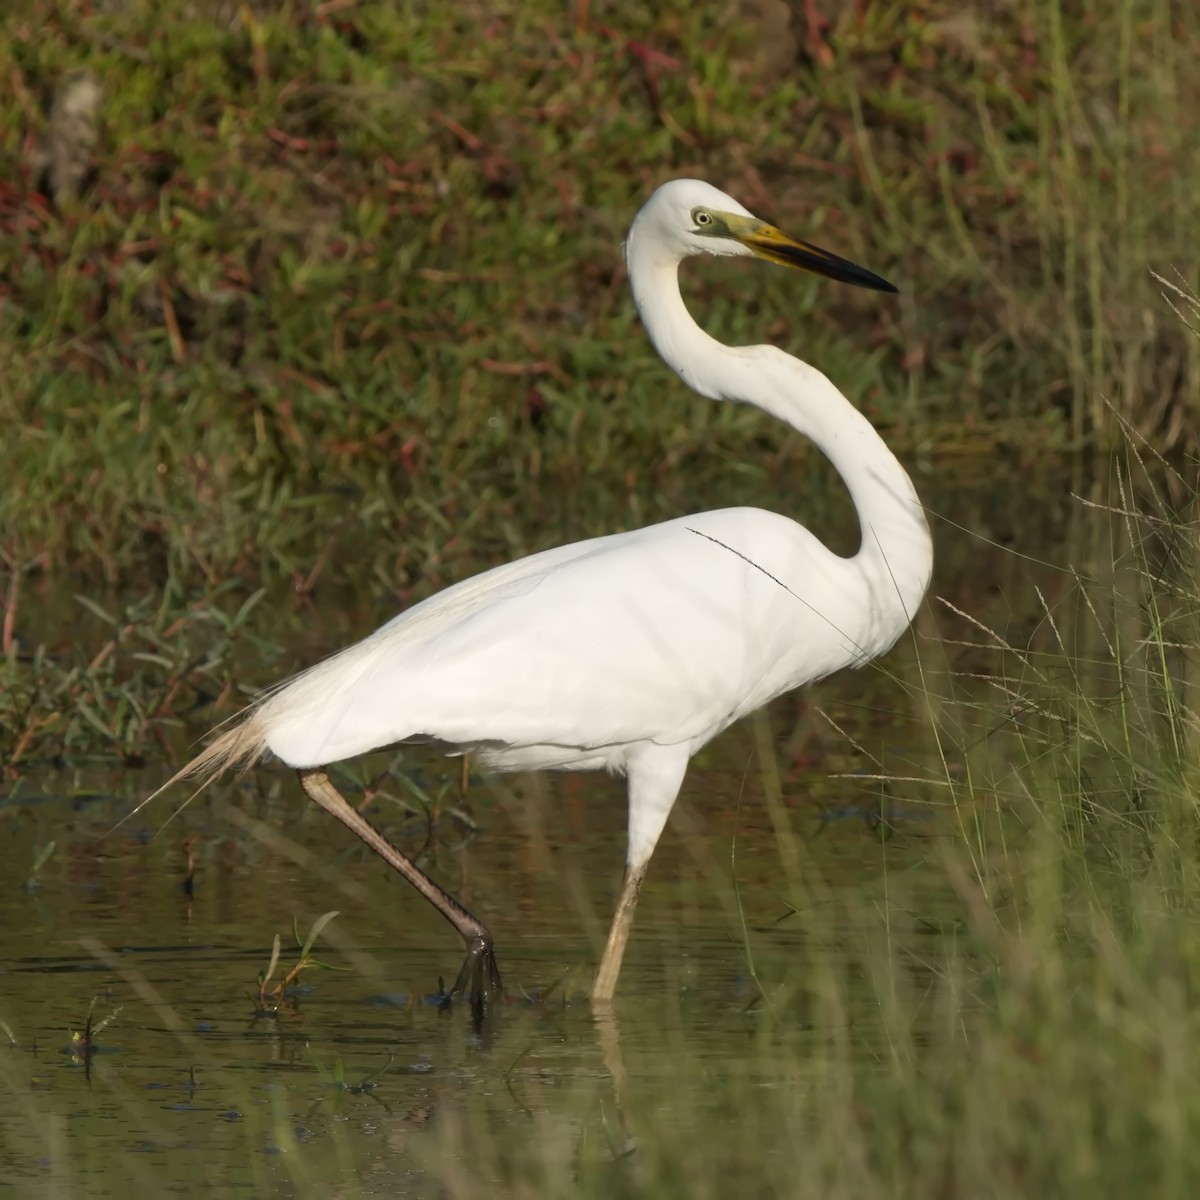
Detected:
[{"left": 252, "top": 911, "right": 342, "bottom": 1016}]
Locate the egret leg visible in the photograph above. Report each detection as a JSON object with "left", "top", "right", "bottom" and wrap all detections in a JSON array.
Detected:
[
  {"left": 297, "top": 767, "right": 501, "bottom": 1019},
  {"left": 591, "top": 745, "right": 690, "bottom": 1003},
  {"left": 593, "top": 864, "right": 648, "bottom": 1002}
]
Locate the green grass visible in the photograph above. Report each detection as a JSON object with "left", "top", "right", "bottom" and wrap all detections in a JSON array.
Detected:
[
  {"left": 1, "top": 0, "right": 1197, "bottom": 588},
  {"left": 3, "top": 0, "right": 1197, "bottom": 764}
]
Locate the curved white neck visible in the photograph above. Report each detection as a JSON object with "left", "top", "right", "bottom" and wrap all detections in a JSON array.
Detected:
[{"left": 627, "top": 242, "right": 932, "bottom": 626}]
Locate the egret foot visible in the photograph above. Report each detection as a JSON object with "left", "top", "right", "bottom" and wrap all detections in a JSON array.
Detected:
[{"left": 440, "top": 930, "right": 503, "bottom": 1024}]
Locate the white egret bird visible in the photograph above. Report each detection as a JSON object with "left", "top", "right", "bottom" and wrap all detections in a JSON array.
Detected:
[{"left": 157, "top": 179, "right": 932, "bottom": 1014}]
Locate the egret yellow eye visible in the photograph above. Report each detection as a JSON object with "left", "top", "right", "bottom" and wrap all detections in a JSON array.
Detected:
[{"left": 692, "top": 208, "right": 714, "bottom": 228}]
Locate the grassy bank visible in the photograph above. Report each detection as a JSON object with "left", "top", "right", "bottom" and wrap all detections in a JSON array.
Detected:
[
  {"left": 3, "top": 0, "right": 1197, "bottom": 764},
  {"left": 1, "top": 0, "right": 1197, "bottom": 588}
]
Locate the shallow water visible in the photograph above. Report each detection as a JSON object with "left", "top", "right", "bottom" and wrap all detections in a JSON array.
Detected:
[
  {"left": 1, "top": 762, "right": 963, "bottom": 1195},
  {"left": 0, "top": 463, "right": 1142, "bottom": 1195}
]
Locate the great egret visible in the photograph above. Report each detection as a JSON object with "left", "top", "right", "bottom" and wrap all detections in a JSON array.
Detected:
[{"left": 156, "top": 179, "right": 932, "bottom": 1014}]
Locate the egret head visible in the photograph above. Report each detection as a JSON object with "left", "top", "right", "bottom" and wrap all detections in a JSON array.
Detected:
[{"left": 628, "top": 178, "right": 897, "bottom": 294}]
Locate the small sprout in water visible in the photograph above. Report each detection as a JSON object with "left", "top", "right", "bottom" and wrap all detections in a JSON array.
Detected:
[
  {"left": 181, "top": 834, "right": 198, "bottom": 896},
  {"left": 252, "top": 911, "right": 344, "bottom": 1016},
  {"left": 68, "top": 996, "right": 123, "bottom": 1068},
  {"left": 306, "top": 1043, "right": 394, "bottom": 1099},
  {"left": 22, "top": 841, "right": 56, "bottom": 891}
]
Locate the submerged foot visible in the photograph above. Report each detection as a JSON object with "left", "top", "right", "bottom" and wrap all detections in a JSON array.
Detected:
[{"left": 439, "top": 932, "right": 503, "bottom": 1025}]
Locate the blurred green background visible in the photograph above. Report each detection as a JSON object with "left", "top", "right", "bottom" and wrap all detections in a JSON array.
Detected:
[{"left": 2, "top": 0, "right": 1197, "bottom": 592}]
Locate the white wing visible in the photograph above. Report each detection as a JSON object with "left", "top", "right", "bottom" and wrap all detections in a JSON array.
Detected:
[{"left": 261, "top": 506, "right": 879, "bottom": 769}]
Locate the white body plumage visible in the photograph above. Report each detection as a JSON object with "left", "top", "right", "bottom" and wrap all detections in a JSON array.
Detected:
[
  {"left": 160, "top": 179, "right": 932, "bottom": 1004},
  {"left": 264, "top": 502, "right": 917, "bottom": 777}
]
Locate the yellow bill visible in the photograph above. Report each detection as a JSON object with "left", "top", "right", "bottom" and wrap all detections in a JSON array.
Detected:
[{"left": 720, "top": 213, "right": 898, "bottom": 294}]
